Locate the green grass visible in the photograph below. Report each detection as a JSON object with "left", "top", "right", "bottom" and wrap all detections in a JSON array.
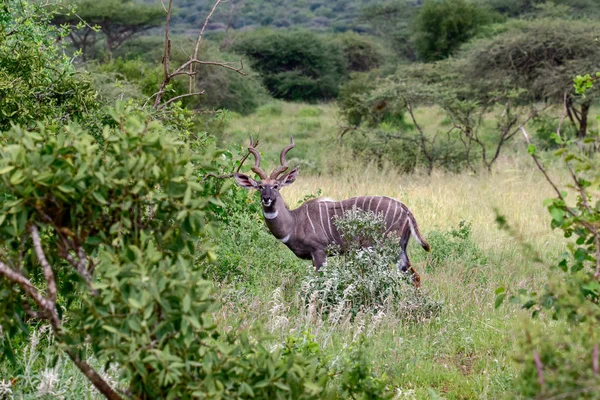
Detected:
[{"left": 209, "top": 102, "right": 569, "bottom": 398}]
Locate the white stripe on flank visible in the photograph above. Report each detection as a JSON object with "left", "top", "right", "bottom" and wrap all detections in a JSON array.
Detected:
[
  {"left": 319, "top": 203, "right": 329, "bottom": 240},
  {"left": 325, "top": 204, "right": 333, "bottom": 242},
  {"left": 385, "top": 202, "right": 398, "bottom": 234},
  {"left": 383, "top": 199, "right": 392, "bottom": 222},
  {"left": 361, "top": 196, "right": 368, "bottom": 210},
  {"left": 340, "top": 201, "right": 345, "bottom": 216},
  {"left": 280, "top": 234, "right": 290, "bottom": 243},
  {"left": 375, "top": 197, "right": 383, "bottom": 214},
  {"left": 353, "top": 197, "right": 358, "bottom": 210},
  {"left": 264, "top": 210, "right": 278, "bottom": 220},
  {"left": 306, "top": 206, "right": 317, "bottom": 234},
  {"left": 368, "top": 196, "right": 375, "bottom": 211}
]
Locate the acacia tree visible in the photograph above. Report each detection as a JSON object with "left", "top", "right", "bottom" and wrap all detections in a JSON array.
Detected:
[
  {"left": 52, "top": 0, "right": 164, "bottom": 59},
  {"left": 464, "top": 19, "right": 600, "bottom": 138}
]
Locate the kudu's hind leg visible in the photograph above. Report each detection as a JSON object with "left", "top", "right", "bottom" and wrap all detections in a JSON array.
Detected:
[
  {"left": 311, "top": 249, "right": 327, "bottom": 272},
  {"left": 398, "top": 235, "right": 421, "bottom": 288}
]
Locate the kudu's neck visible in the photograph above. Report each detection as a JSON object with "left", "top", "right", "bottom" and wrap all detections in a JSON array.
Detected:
[{"left": 262, "top": 192, "right": 294, "bottom": 241}]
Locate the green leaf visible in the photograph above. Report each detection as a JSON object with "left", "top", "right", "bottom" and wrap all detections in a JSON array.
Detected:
[
  {"left": 9, "top": 170, "right": 25, "bottom": 185},
  {"left": 0, "top": 166, "right": 15, "bottom": 175},
  {"left": 92, "top": 191, "right": 108, "bottom": 205},
  {"left": 494, "top": 293, "right": 506, "bottom": 309},
  {"left": 527, "top": 144, "right": 537, "bottom": 155},
  {"left": 128, "top": 297, "right": 142, "bottom": 309},
  {"left": 58, "top": 185, "right": 75, "bottom": 194},
  {"left": 183, "top": 294, "right": 191, "bottom": 313}
]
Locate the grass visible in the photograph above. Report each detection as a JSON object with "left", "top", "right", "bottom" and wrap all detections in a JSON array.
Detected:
[
  {"left": 212, "top": 160, "right": 562, "bottom": 399},
  {"left": 208, "top": 101, "right": 571, "bottom": 398}
]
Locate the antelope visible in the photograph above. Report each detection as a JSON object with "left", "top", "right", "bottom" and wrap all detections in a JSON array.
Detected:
[{"left": 234, "top": 137, "right": 430, "bottom": 286}]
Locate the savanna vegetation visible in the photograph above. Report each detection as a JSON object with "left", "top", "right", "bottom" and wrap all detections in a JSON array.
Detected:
[{"left": 1, "top": 0, "right": 599, "bottom": 399}]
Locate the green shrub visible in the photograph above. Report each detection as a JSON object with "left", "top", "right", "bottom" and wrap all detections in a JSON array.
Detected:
[
  {"left": 0, "top": 0, "right": 98, "bottom": 131},
  {"left": 331, "top": 32, "right": 386, "bottom": 73},
  {"left": 232, "top": 28, "right": 346, "bottom": 101},
  {"left": 423, "top": 221, "right": 487, "bottom": 271},
  {"left": 346, "top": 127, "right": 474, "bottom": 174},
  {"left": 414, "top": 0, "right": 496, "bottom": 61},
  {"left": 301, "top": 209, "right": 441, "bottom": 319}
]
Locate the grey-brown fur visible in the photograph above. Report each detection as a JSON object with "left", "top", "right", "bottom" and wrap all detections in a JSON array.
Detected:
[{"left": 233, "top": 137, "right": 430, "bottom": 286}]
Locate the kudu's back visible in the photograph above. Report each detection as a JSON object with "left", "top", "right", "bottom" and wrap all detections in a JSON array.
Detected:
[{"left": 301, "top": 196, "right": 430, "bottom": 251}]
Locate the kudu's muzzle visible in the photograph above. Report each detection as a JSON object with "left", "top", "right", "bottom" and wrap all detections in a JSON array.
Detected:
[{"left": 261, "top": 185, "right": 277, "bottom": 207}]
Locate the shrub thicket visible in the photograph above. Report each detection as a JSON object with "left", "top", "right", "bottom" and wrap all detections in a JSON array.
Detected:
[
  {"left": 232, "top": 29, "right": 346, "bottom": 101},
  {"left": 0, "top": 0, "right": 97, "bottom": 131},
  {"left": 413, "top": 0, "right": 496, "bottom": 61}
]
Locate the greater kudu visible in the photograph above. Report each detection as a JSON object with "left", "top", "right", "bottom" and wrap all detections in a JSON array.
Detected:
[{"left": 234, "top": 138, "right": 430, "bottom": 286}]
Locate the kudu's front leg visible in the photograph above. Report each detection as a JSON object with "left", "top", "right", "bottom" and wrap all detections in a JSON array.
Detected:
[{"left": 311, "top": 249, "right": 327, "bottom": 272}]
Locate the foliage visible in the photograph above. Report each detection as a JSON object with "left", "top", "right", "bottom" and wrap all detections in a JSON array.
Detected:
[
  {"left": 413, "top": 0, "right": 496, "bottom": 61},
  {"left": 358, "top": 0, "right": 420, "bottom": 61},
  {"left": 462, "top": 19, "right": 600, "bottom": 137},
  {"left": 301, "top": 209, "right": 441, "bottom": 319},
  {"left": 95, "top": 43, "right": 269, "bottom": 115},
  {"left": 330, "top": 32, "right": 386, "bottom": 73},
  {"left": 425, "top": 221, "right": 487, "bottom": 272},
  {"left": 0, "top": 0, "right": 98, "bottom": 132},
  {"left": 496, "top": 83, "right": 600, "bottom": 396},
  {"left": 168, "top": 0, "right": 387, "bottom": 33},
  {"left": 232, "top": 29, "right": 346, "bottom": 101},
  {"left": 52, "top": 0, "right": 164, "bottom": 59},
  {"left": 335, "top": 337, "right": 395, "bottom": 399}
]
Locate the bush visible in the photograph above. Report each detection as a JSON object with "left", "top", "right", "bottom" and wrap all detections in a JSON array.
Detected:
[
  {"left": 0, "top": 0, "right": 98, "bottom": 131},
  {"left": 96, "top": 42, "right": 270, "bottom": 115},
  {"left": 232, "top": 28, "right": 346, "bottom": 101},
  {"left": 424, "top": 221, "right": 487, "bottom": 272},
  {"left": 331, "top": 32, "right": 386, "bottom": 73},
  {"left": 413, "top": 0, "right": 496, "bottom": 61},
  {"left": 462, "top": 19, "right": 600, "bottom": 102},
  {"left": 301, "top": 209, "right": 441, "bottom": 319},
  {"left": 346, "top": 126, "right": 474, "bottom": 174}
]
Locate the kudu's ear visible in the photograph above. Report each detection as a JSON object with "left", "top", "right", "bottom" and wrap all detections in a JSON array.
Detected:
[
  {"left": 280, "top": 167, "right": 299, "bottom": 187},
  {"left": 234, "top": 172, "right": 259, "bottom": 189}
]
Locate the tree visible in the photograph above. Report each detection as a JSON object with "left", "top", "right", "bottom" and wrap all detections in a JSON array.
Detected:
[
  {"left": 52, "top": 0, "right": 164, "bottom": 60},
  {"left": 414, "top": 0, "right": 495, "bottom": 61},
  {"left": 463, "top": 19, "right": 600, "bottom": 138},
  {"left": 232, "top": 28, "right": 346, "bottom": 101},
  {"left": 359, "top": 0, "right": 420, "bottom": 61}
]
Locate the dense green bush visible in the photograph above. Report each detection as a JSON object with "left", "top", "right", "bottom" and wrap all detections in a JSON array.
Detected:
[
  {"left": 232, "top": 29, "right": 346, "bottom": 101},
  {"left": 331, "top": 32, "right": 386, "bottom": 73},
  {"left": 0, "top": 0, "right": 98, "bottom": 131},
  {"left": 414, "top": 0, "right": 496, "bottom": 61}
]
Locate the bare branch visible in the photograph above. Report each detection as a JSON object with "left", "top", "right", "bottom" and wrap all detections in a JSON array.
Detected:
[
  {"left": 0, "top": 261, "right": 52, "bottom": 316},
  {"left": 202, "top": 172, "right": 234, "bottom": 183},
  {"left": 190, "top": 0, "right": 224, "bottom": 91},
  {"left": 158, "top": 91, "right": 206, "bottom": 109},
  {"left": 159, "top": 0, "right": 168, "bottom": 13},
  {"left": 533, "top": 350, "right": 545, "bottom": 390},
  {"left": 64, "top": 348, "right": 123, "bottom": 400},
  {"left": 30, "top": 225, "right": 57, "bottom": 304},
  {"left": 594, "top": 344, "right": 599, "bottom": 376}
]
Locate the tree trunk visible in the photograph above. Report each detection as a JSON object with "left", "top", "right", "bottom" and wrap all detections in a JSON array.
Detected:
[{"left": 578, "top": 101, "right": 590, "bottom": 139}]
